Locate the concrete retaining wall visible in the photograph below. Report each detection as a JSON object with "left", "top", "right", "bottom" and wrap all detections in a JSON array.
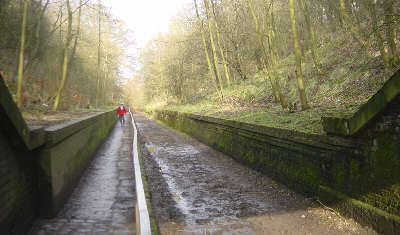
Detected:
[
  {"left": 152, "top": 109, "right": 400, "bottom": 235},
  {"left": 0, "top": 112, "right": 116, "bottom": 234},
  {"left": 0, "top": 132, "right": 38, "bottom": 235},
  {"left": 37, "top": 111, "right": 117, "bottom": 217},
  {"left": 0, "top": 111, "right": 116, "bottom": 234},
  {"left": 0, "top": 70, "right": 117, "bottom": 235}
]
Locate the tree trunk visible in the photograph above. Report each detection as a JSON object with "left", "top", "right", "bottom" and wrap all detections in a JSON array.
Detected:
[
  {"left": 289, "top": 0, "right": 310, "bottom": 110},
  {"left": 299, "top": 0, "right": 323, "bottom": 74},
  {"left": 211, "top": 0, "right": 231, "bottom": 87},
  {"left": 69, "top": 0, "right": 82, "bottom": 63},
  {"left": 265, "top": 0, "right": 287, "bottom": 108},
  {"left": 62, "top": 0, "right": 82, "bottom": 110},
  {"left": 24, "top": 0, "right": 49, "bottom": 73},
  {"left": 234, "top": 43, "right": 247, "bottom": 80},
  {"left": 384, "top": 0, "right": 399, "bottom": 66},
  {"left": 102, "top": 53, "right": 108, "bottom": 105},
  {"left": 368, "top": 0, "right": 389, "bottom": 71},
  {"left": 53, "top": 0, "right": 72, "bottom": 111},
  {"left": 96, "top": 0, "right": 102, "bottom": 107},
  {"left": 246, "top": 0, "right": 281, "bottom": 105},
  {"left": 204, "top": 0, "right": 223, "bottom": 94},
  {"left": 16, "top": 0, "right": 29, "bottom": 108},
  {"left": 339, "top": 0, "right": 366, "bottom": 48},
  {"left": 194, "top": 0, "right": 222, "bottom": 98}
]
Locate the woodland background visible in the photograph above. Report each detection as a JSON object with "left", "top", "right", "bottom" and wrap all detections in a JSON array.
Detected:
[
  {"left": 133, "top": 0, "right": 399, "bottom": 133},
  {"left": 0, "top": 0, "right": 134, "bottom": 115},
  {"left": 1, "top": 0, "right": 399, "bottom": 132}
]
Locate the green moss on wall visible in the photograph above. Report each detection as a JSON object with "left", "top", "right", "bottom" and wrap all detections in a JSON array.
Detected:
[
  {"left": 37, "top": 111, "right": 117, "bottom": 216},
  {"left": 154, "top": 109, "right": 400, "bottom": 232},
  {"left": 323, "top": 69, "right": 400, "bottom": 136}
]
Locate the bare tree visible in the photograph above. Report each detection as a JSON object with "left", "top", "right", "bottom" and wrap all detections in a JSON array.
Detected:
[
  {"left": 384, "top": 0, "right": 399, "bottom": 66},
  {"left": 96, "top": 0, "right": 102, "bottom": 107},
  {"left": 194, "top": 0, "right": 222, "bottom": 98},
  {"left": 264, "top": 0, "right": 287, "bottom": 108},
  {"left": 299, "top": 0, "right": 323, "bottom": 74},
  {"left": 247, "top": 0, "right": 288, "bottom": 108},
  {"left": 338, "top": 0, "right": 366, "bottom": 48},
  {"left": 211, "top": 0, "right": 231, "bottom": 87},
  {"left": 16, "top": 0, "right": 28, "bottom": 107},
  {"left": 368, "top": 0, "right": 389, "bottom": 71},
  {"left": 289, "top": 0, "right": 309, "bottom": 110},
  {"left": 53, "top": 0, "right": 73, "bottom": 111},
  {"left": 204, "top": 0, "right": 224, "bottom": 94}
]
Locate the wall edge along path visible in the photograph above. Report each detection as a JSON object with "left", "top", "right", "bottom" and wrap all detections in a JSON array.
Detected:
[
  {"left": 0, "top": 73, "right": 43, "bottom": 234},
  {"left": 37, "top": 110, "right": 117, "bottom": 217},
  {"left": 151, "top": 69, "right": 400, "bottom": 235},
  {"left": 0, "top": 74, "right": 117, "bottom": 234}
]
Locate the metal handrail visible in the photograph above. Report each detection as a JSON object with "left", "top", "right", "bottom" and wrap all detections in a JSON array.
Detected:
[{"left": 130, "top": 112, "right": 151, "bottom": 235}]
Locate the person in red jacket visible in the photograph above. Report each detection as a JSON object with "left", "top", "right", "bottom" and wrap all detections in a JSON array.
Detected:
[{"left": 116, "top": 103, "right": 127, "bottom": 125}]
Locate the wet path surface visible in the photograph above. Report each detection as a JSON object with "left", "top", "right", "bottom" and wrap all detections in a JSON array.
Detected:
[
  {"left": 135, "top": 112, "right": 377, "bottom": 235},
  {"left": 30, "top": 118, "right": 136, "bottom": 235}
]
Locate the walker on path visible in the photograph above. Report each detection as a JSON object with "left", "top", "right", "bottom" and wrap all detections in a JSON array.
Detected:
[{"left": 116, "top": 103, "right": 127, "bottom": 126}]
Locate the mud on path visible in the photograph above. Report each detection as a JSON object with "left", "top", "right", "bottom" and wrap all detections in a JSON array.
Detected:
[{"left": 134, "top": 112, "right": 377, "bottom": 235}]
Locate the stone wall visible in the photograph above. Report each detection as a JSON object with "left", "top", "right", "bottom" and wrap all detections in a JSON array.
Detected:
[
  {"left": 0, "top": 74, "right": 117, "bottom": 234},
  {"left": 152, "top": 109, "right": 400, "bottom": 234}
]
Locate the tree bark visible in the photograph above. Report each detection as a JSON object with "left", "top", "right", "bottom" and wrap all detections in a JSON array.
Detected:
[
  {"left": 204, "top": 0, "right": 223, "bottom": 93},
  {"left": 194, "top": 0, "right": 222, "bottom": 98},
  {"left": 339, "top": 0, "right": 366, "bottom": 48},
  {"left": 368, "top": 0, "right": 389, "bottom": 71},
  {"left": 246, "top": 0, "right": 280, "bottom": 104},
  {"left": 289, "top": 0, "right": 310, "bottom": 110},
  {"left": 211, "top": 0, "right": 231, "bottom": 87},
  {"left": 69, "top": 0, "right": 82, "bottom": 63},
  {"left": 25, "top": 0, "right": 50, "bottom": 71},
  {"left": 265, "top": 0, "right": 287, "bottom": 108},
  {"left": 96, "top": 0, "right": 102, "bottom": 107},
  {"left": 299, "top": 0, "right": 323, "bottom": 74},
  {"left": 53, "top": 0, "right": 72, "bottom": 111},
  {"left": 384, "top": 0, "right": 399, "bottom": 66},
  {"left": 234, "top": 42, "right": 247, "bottom": 80},
  {"left": 16, "top": 0, "right": 29, "bottom": 108}
]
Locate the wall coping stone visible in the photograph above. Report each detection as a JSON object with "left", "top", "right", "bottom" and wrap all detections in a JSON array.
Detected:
[
  {"left": 322, "top": 69, "right": 400, "bottom": 136},
  {"left": 44, "top": 111, "right": 108, "bottom": 146},
  {"left": 0, "top": 74, "right": 45, "bottom": 150},
  {"left": 1, "top": 73, "right": 114, "bottom": 150},
  {"left": 156, "top": 110, "right": 362, "bottom": 152}
]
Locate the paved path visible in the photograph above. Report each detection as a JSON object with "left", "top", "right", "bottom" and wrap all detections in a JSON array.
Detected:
[
  {"left": 30, "top": 118, "right": 136, "bottom": 235},
  {"left": 135, "top": 112, "right": 377, "bottom": 235}
]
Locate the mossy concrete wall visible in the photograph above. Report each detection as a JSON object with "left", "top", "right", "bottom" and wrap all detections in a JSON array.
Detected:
[
  {"left": 0, "top": 71, "right": 117, "bottom": 234},
  {"left": 152, "top": 109, "right": 400, "bottom": 235},
  {"left": 0, "top": 132, "right": 39, "bottom": 235},
  {"left": 323, "top": 69, "right": 400, "bottom": 136},
  {"left": 37, "top": 111, "right": 117, "bottom": 217},
  {"left": 0, "top": 74, "right": 43, "bottom": 235}
]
